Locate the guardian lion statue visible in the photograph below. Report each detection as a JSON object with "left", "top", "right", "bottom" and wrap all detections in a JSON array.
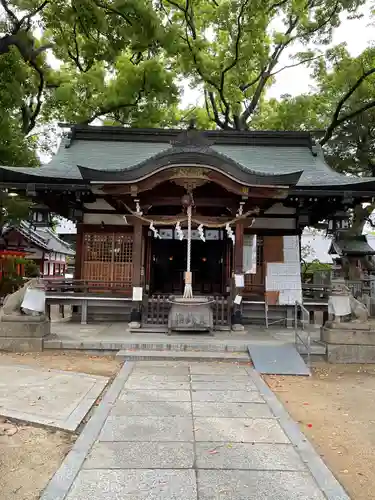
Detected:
[
  {"left": 1, "top": 278, "right": 44, "bottom": 319},
  {"left": 349, "top": 294, "right": 369, "bottom": 323}
]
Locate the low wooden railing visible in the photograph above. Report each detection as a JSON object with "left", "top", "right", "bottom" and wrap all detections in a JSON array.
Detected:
[
  {"left": 144, "top": 294, "right": 230, "bottom": 328},
  {"left": 41, "top": 278, "right": 132, "bottom": 296}
]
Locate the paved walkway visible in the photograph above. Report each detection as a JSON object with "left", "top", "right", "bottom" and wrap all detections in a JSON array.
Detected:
[
  {"left": 42, "top": 361, "right": 349, "bottom": 500},
  {"left": 0, "top": 361, "right": 108, "bottom": 431}
]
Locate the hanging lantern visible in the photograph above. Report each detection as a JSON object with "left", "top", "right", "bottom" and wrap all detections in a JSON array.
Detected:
[
  {"left": 327, "top": 210, "right": 350, "bottom": 234},
  {"left": 29, "top": 203, "right": 52, "bottom": 227},
  {"left": 67, "top": 207, "right": 83, "bottom": 222}
]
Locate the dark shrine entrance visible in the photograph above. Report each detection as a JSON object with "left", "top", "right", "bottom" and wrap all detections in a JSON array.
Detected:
[{"left": 149, "top": 231, "right": 231, "bottom": 295}]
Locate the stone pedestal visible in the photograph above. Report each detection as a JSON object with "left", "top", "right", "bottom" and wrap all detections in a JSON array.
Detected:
[
  {"left": 0, "top": 315, "right": 50, "bottom": 352},
  {"left": 322, "top": 320, "right": 375, "bottom": 363},
  {"left": 168, "top": 297, "right": 213, "bottom": 334}
]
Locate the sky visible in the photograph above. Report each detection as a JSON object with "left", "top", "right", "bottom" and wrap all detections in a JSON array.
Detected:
[
  {"left": 41, "top": 3, "right": 374, "bottom": 110},
  {"left": 181, "top": 5, "right": 375, "bottom": 107}
]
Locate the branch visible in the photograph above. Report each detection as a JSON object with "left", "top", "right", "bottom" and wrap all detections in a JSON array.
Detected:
[
  {"left": 204, "top": 89, "right": 214, "bottom": 122},
  {"left": 93, "top": 0, "right": 133, "bottom": 26},
  {"left": 82, "top": 73, "right": 147, "bottom": 124},
  {"left": 26, "top": 62, "right": 45, "bottom": 133},
  {"left": 240, "top": 0, "right": 339, "bottom": 125},
  {"left": 0, "top": 0, "right": 18, "bottom": 28},
  {"left": 267, "top": 0, "right": 289, "bottom": 13},
  {"left": 320, "top": 67, "right": 375, "bottom": 146},
  {"left": 269, "top": 54, "right": 323, "bottom": 77},
  {"left": 164, "top": 0, "right": 196, "bottom": 39},
  {"left": 206, "top": 90, "right": 228, "bottom": 129},
  {"left": 17, "top": 1, "right": 49, "bottom": 30},
  {"left": 240, "top": 14, "right": 300, "bottom": 123},
  {"left": 217, "top": 0, "right": 250, "bottom": 127},
  {"left": 64, "top": 22, "right": 93, "bottom": 73}
]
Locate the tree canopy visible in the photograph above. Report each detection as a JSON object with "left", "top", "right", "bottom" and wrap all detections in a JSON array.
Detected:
[{"left": 0, "top": 0, "right": 375, "bottom": 172}]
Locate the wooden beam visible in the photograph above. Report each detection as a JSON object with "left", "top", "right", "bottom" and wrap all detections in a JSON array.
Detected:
[
  {"left": 137, "top": 196, "right": 238, "bottom": 210},
  {"left": 234, "top": 222, "right": 244, "bottom": 274},
  {"left": 75, "top": 224, "right": 84, "bottom": 279},
  {"left": 132, "top": 219, "right": 143, "bottom": 287}
]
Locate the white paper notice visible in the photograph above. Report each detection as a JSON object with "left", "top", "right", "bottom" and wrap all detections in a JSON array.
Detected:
[
  {"left": 234, "top": 295, "right": 242, "bottom": 305},
  {"left": 21, "top": 288, "right": 45, "bottom": 312},
  {"left": 132, "top": 287, "right": 143, "bottom": 301},
  {"left": 234, "top": 274, "right": 245, "bottom": 288},
  {"left": 243, "top": 234, "right": 257, "bottom": 274}
]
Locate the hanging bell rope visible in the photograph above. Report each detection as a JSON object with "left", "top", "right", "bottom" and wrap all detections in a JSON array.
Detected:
[{"left": 183, "top": 204, "right": 193, "bottom": 299}]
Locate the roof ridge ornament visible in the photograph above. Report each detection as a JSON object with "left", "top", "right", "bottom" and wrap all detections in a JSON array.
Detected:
[{"left": 171, "top": 129, "right": 213, "bottom": 152}]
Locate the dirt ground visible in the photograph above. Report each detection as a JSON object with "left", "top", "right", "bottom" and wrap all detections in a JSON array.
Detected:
[
  {"left": 0, "top": 352, "right": 121, "bottom": 500},
  {"left": 0, "top": 350, "right": 121, "bottom": 377},
  {"left": 265, "top": 362, "right": 375, "bottom": 500}
]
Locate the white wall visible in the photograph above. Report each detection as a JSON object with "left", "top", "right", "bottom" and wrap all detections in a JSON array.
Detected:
[{"left": 265, "top": 236, "right": 302, "bottom": 305}]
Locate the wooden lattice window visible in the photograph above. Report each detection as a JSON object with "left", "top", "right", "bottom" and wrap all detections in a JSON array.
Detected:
[
  {"left": 244, "top": 235, "right": 264, "bottom": 293},
  {"left": 82, "top": 232, "right": 133, "bottom": 290}
]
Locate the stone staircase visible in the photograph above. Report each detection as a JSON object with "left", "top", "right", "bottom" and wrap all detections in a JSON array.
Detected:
[
  {"left": 44, "top": 331, "right": 326, "bottom": 361},
  {"left": 242, "top": 301, "right": 289, "bottom": 326}
]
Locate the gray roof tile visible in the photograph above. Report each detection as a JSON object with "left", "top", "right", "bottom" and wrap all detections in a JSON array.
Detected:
[
  {"left": 1, "top": 132, "right": 374, "bottom": 188},
  {"left": 19, "top": 222, "right": 75, "bottom": 255},
  {"left": 212, "top": 145, "right": 370, "bottom": 187}
]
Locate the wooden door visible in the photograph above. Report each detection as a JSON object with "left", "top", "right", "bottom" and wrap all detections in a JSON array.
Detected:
[{"left": 82, "top": 232, "right": 133, "bottom": 293}]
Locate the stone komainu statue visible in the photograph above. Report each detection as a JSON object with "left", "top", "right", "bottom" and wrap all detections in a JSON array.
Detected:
[
  {"left": 349, "top": 294, "right": 369, "bottom": 323},
  {"left": 1, "top": 278, "right": 43, "bottom": 318}
]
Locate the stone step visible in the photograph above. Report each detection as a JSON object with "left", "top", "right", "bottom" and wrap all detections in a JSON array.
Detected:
[
  {"left": 116, "top": 349, "right": 250, "bottom": 362},
  {"left": 44, "top": 339, "right": 249, "bottom": 353}
]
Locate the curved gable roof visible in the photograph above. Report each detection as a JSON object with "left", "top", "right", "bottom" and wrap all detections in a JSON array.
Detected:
[
  {"left": 77, "top": 145, "right": 303, "bottom": 186},
  {"left": 1, "top": 126, "right": 375, "bottom": 190}
]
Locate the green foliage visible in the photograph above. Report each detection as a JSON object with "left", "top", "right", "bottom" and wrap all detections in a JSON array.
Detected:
[
  {"left": 251, "top": 44, "right": 375, "bottom": 233},
  {"left": 158, "top": 0, "right": 366, "bottom": 129},
  {"left": 24, "top": 259, "right": 40, "bottom": 277},
  {"left": 0, "top": 192, "right": 31, "bottom": 229},
  {"left": 0, "top": 256, "right": 26, "bottom": 297},
  {"left": 0, "top": 0, "right": 374, "bottom": 170},
  {"left": 0, "top": 47, "right": 39, "bottom": 166},
  {"left": 301, "top": 260, "right": 331, "bottom": 280}
]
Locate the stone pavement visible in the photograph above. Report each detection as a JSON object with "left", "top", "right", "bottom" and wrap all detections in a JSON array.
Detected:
[
  {"left": 42, "top": 361, "right": 349, "bottom": 500},
  {"left": 0, "top": 361, "right": 108, "bottom": 431}
]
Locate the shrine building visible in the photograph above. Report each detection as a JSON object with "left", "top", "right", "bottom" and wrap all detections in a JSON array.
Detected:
[{"left": 1, "top": 125, "right": 375, "bottom": 327}]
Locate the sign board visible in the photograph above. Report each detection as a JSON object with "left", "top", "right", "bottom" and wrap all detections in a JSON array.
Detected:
[
  {"left": 132, "top": 287, "right": 143, "bottom": 301},
  {"left": 234, "top": 274, "right": 245, "bottom": 288}
]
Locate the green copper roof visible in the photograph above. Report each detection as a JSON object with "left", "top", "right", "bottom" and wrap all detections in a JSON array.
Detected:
[
  {"left": 1, "top": 126, "right": 374, "bottom": 189},
  {"left": 212, "top": 145, "right": 361, "bottom": 186},
  {"left": 329, "top": 234, "right": 375, "bottom": 256}
]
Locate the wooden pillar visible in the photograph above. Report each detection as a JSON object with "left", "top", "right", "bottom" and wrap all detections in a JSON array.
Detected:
[
  {"left": 234, "top": 222, "right": 244, "bottom": 274},
  {"left": 75, "top": 223, "right": 84, "bottom": 280},
  {"left": 232, "top": 222, "right": 245, "bottom": 327},
  {"left": 132, "top": 220, "right": 143, "bottom": 287}
]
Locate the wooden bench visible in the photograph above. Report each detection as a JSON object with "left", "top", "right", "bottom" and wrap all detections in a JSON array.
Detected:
[{"left": 45, "top": 293, "right": 133, "bottom": 325}]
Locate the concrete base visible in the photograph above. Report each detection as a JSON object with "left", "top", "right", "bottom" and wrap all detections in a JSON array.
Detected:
[
  {"left": 128, "top": 321, "right": 141, "bottom": 329},
  {"left": 322, "top": 321, "right": 375, "bottom": 363},
  {"left": 326, "top": 344, "right": 375, "bottom": 363},
  {"left": 231, "top": 324, "right": 245, "bottom": 332},
  {"left": 168, "top": 297, "right": 213, "bottom": 333},
  {"left": 0, "top": 319, "right": 50, "bottom": 352}
]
